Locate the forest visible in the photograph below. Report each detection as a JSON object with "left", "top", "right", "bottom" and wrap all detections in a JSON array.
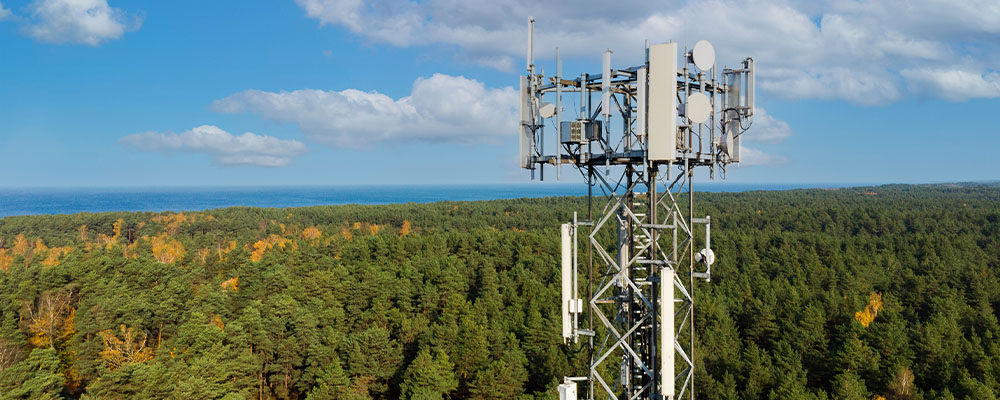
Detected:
[{"left": 0, "top": 183, "right": 998, "bottom": 399}]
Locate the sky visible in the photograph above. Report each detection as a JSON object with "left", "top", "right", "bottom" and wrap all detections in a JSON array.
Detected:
[{"left": 0, "top": 0, "right": 998, "bottom": 188}]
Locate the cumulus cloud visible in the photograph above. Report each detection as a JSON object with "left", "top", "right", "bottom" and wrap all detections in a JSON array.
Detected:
[
  {"left": 120, "top": 125, "right": 307, "bottom": 167},
  {"left": 296, "top": 0, "right": 1000, "bottom": 103},
  {"left": 212, "top": 73, "right": 518, "bottom": 148},
  {"left": 739, "top": 146, "right": 789, "bottom": 167},
  {"left": 744, "top": 108, "right": 792, "bottom": 144},
  {"left": 24, "top": 0, "right": 141, "bottom": 45},
  {"left": 901, "top": 68, "right": 1000, "bottom": 101}
]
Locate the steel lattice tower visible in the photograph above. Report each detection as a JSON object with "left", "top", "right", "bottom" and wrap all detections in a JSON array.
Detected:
[{"left": 518, "top": 18, "right": 755, "bottom": 400}]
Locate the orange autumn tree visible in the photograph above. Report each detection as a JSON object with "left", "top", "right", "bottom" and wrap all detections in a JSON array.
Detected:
[
  {"left": 221, "top": 276, "right": 239, "bottom": 292},
  {"left": 98, "top": 324, "right": 153, "bottom": 370},
  {"left": 854, "top": 292, "right": 884, "bottom": 328},
  {"left": 400, "top": 220, "right": 412, "bottom": 236},
  {"left": 210, "top": 315, "right": 225, "bottom": 331},
  {"left": 250, "top": 234, "right": 292, "bottom": 262},
  {"left": 151, "top": 233, "right": 186, "bottom": 264},
  {"left": 302, "top": 227, "right": 322, "bottom": 241},
  {"left": 153, "top": 212, "right": 188, "bottom": 236},
  {"left": 112, "top": 218, "right": 123, "bottom": 241},
  {"left": 24, "top": 289, "right": 75, "bottom": 348},
  {"left": 12, "top": 234, "right": 30, "bottom": 257},
  {"left": 40, "top": 246, "right": 73, "bottom": 267}
]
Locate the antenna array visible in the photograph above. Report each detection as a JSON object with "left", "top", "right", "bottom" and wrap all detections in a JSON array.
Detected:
[{"left": 518, "top": 18, "right": 755, "bottom": 400}]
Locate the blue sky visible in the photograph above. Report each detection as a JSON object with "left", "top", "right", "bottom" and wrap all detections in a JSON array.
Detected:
[{"left": 0, "top": 0, "right": 997, "bottom": 187}]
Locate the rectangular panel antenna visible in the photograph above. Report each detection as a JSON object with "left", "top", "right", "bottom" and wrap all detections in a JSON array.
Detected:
[
  {"left": 637, "top": 67, "right": 647, "bottom": 139},
  {"left": 561, "top": 223, "right": 573, "bottom": 341},
  {"left": 602, "top": 50, "right": 611, "bottom": 118},
  {"left": 648, "top": 43, "right": 678, "bottom": 161},
  {"left": 558, "top": 382, "right": 578, "bottom": 400},
  {"left": 726, "top": 72, "right": 742, "bottom": 162},
  {"left": 746, "top": 58, "right": 755, "bottom": 117},
  {"left": 519, "top": 76, "right": 533, "bottom": 168}
]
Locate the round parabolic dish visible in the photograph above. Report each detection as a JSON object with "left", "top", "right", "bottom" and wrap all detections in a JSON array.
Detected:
[
  {"left": 686, "top": 92, "right": 712, "bottom": 124},
  {"left": 692, "top": 40, "right": 715, "bottom": 70}
]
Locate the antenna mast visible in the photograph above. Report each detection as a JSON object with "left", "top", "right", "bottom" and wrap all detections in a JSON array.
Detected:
[{"left": 520, "top": 22, "right": 756, "bottom": 400}]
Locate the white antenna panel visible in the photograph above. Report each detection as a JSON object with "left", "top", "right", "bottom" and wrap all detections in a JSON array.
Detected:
[
  {"left": 692, "top": 40, "right": 715, "bottom": 70},
  {"left": 540, "top": 102, "right": 556, "bottom": 119},
  {"left": 636, "top": 67, "right": 647, "bottom": 139},
  {"left": 518, "top": 75, "right": 533, "bottom": 168},
  {"left": 647, "top": 42, "right": 678, "bottom": 161},
  {"left": 561, "top": 223, "right": 573, "bottom": 341},
  {"left": 558, "top": 382, "right": 578, "bottom": 400},
  {"left": 602, "top": 50, "right": 612, "bottom": 118},
  {"left": 746, "top": 58, "right": 755, "bottom": 116},
  {"left": 683, "top": 92, "right": 712, "bottom": 124}
]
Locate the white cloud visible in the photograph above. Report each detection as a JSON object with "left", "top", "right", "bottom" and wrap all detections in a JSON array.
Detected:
[
  {"left": 212, "top": 73, "right": 518, "bottom": 148},
  {"left": 295, "top": 0, "right": 1000, "bottom": 103},
  {"left": 745, "top": 108, "right": 793, "bottom": 144},
  {"left": 901, "top": 68, "right": 1000, "bottom": 101},
  {"left": 739, "top": 146, "right": 789, "bottom": 167},
  {"left": 120, "top": 125, "right": 307, "bottom": 167},
  {"left": 24, "top": 0, "right": 141, "bottom": 46},
  {"left": 0, "top": 3, "right": 12, "bottom": 20}
]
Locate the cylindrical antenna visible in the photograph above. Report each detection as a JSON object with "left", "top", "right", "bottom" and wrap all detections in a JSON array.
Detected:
[
  {"left": 527, "top": 17, "right": 535, "bottom": 73},
  {"left": 747, "top": 58, "right": 755, "bottom": 117},
  {"left": 602, "top": 50, "right": 612, "bottom": 118}
]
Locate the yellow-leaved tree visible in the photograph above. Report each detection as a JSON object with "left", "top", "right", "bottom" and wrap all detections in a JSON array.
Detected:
[
  {"left": 854, "top": 292, "right": 884, "bottom": 328},
  {"left": 151, "top": 233, "right": 186, "bottom": 264},
  {"left": 250, "top": 234, "right": 292, "bottom": 262},
  {"left": 40, "top": 246, "right": 73, "bottom": 267},
  {"left": 99, "top": 324, "right": 153, "bottom": 370},
  {"left": 400, "top": 220, "right": 412, "bottom": 236},
  {"left": 221, "top": 276, "right": 239, "bottom": 292},
  {"left": 12, "top": 234, "right": 30, "bottom": 257},
  {"left": 24, "top": 288, "right": 75, "bottom": 348},
  {"left": 302, "top": 227, "right": 322, "bottom": 241}
]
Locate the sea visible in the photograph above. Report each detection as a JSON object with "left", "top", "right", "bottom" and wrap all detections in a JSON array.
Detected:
[{"left": 0, "top": 183, "right": 861, "bottom": 218}]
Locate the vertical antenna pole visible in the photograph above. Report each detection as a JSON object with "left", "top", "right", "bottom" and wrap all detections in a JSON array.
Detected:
[
  {"left": 688, "top": 164, "right": 695, "bottom": 400},
  {"left": 557, "top": 47, "right": 563, "bottom": 180},
  {"left": 527, "top": 17, "right": 535, "bottom": 73},
  {"left": 602, "top": 50, "right": 612, "bottom": 176}
]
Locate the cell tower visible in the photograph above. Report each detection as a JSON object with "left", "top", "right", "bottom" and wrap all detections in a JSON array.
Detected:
[{"left": 517, "top": 18, "right": 755, "bottom": 400}]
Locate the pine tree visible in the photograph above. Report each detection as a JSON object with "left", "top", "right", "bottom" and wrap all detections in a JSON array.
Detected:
[
  {"left": 400, "top": 348, "right": 458, "bottom": 400},
  {"left": 0, "top": 348, "right": 64, "bottom": 399}
]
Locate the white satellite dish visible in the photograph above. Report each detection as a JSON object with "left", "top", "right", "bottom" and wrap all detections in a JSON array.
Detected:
[
  {"left": 684, "top": 92, "right": 712, "bottom": 124},
  {"left": 695, "top": 248, "right": 715, "bottom": 266},
  {"left": 539, "top": 102, "right": 556, "bottom": 119},
  {"left": 721, "top": 132, "right": 735, "bottom": 156},
  {"left": 692, "top": 40, "right": 715, "bottom": 70}
]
